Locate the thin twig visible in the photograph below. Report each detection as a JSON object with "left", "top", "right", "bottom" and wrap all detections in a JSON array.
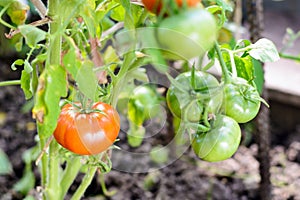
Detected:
[
  {"left": 5, "top": 17, "right": 52, "bottom": 39},
  {"left": 31, "top": 0, "right": 47, "bottom": 18},
  {"left": 35, "top": 135, "right": 54, "bottom": 166},
  {"left": 101, "top": 22, "right": 124, "bottom": 38}
]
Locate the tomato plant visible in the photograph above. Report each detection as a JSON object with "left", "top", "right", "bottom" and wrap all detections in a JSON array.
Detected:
[
  {"left": 0, "top": 0, "right": 281, "bottom": 198},
  {"left": 142, "top": 0, "right": 201, "bottom": 14},
  {"left": 192, "top": 114, "right": 241, "bottom": 162},
  {"left": 53, "top": 102, "right": 120, "bottom": 155},
  {"left": 166, "top": 70, "right": 222, "bottom": 122},
  {"left": 222, "top": 77, "right": 262, "bottom": 123},
  {"left": 156, "top": 8, "right": 217, "bottom": 60}
]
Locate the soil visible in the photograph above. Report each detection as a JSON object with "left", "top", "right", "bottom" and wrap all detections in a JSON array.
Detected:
[{"left": 1, "top": 62, "right": 300, "bottom": 200}]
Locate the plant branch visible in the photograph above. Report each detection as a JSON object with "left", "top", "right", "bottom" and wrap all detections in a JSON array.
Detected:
[
  {"left": 0, "top": 80, "right": 21, "bottom": 87},
  {"left": 31, "top": 0, "right": 47, "bottom": 18},
  {"left": 5, "top": 17, "right": 52, "bottom": 39},
  {"left": 214, "top": 42, "right": 230, "bottom": 83},
  {"left": 0, "top": 3, "right": 15, "bottom": 29},
  {"left": 279, "top": 53, "right": 300, "bottom": 62},
  {"left": 46, "top": 141, "right": 61, "bottom": 199},
  {"left": 59, "top": 157, "right": 82, "bottom": 199},
  {"left": 101, "top": 22, "right": 124, "bottom": 38},
  {"left": 70, "top": 166, "right": 98, "bottom": 200}
]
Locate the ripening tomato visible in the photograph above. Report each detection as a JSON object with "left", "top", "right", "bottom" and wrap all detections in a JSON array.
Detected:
[
  {"left": 192, "top": 114, "right": 241, "bottom": 162},
  {"left": 53, "top": 102, "right": 120, "bottom": 155},
  {"left": 142, "top": 0, "right": 201, "bottom": 14},
  {"left": 156, "top": 8, "right": 217, "bottom": 60}
]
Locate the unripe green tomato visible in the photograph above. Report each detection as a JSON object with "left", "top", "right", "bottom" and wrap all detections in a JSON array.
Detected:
[
  {"left": 156, "top": 8, "right": 218, "bottom": 60},
  {"left": 166, "top": 71, "right": 222, "bottom": 122},
  {"left": 128, "top": 85, "right": 160, "bottom": 125},
  {"left": 192, "top": 114, "right": 241, "bottom": 162},
  {"left": 222, "top": 77, "right": 261, "bottom": 123}
]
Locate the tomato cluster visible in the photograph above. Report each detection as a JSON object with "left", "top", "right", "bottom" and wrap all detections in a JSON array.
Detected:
[
  {"left": 53, "top": 102, "right": 120, "bottom": 155},
  {"left": 167, "top": 70, "right": 263, "bottom": 162}
]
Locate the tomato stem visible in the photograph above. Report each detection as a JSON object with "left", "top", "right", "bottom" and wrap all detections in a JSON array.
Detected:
[
  {"left": 59, "top": 157, "right": 82, "bottom": 199},
  {"left": 70, "top": 166, "right": 97, "bottom": 200},
  {"left": 279, "top": 53, "right": 300, "bottom": 61},
  {"left": 47, "top": 141, "right": 61, "bottom": 199},
  {"left": 0, "top": 3, "right": 16, "bottom": 30},
  {"left": 214, "top": 42, "right": 230, "bottom": 84},
  {"left": 0, "top": 80, "right": 21, "bottom": 87}
]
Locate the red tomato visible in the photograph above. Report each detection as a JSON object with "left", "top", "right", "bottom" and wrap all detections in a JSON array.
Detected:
[
  {"left": 142, "top": 0, "right": 201, "bottom": 14},
  {"left": 53, "top": 102, "right": 120, "bottom": 155}
]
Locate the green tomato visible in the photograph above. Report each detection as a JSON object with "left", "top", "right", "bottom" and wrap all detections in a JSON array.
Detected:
[
  {"left": 128, "top": 85, "right": 159, "bottom": 125},
  {"left": 222, "top": 77, "right": 261, "bottom": 123},
  {"left": 166, "top": 71, "right": 222, "bottom": 122},
  {"left": 156, "top": 8, "right": 218, "bottom": 60},
  {"left": 192, "top": 114, "right": 241, "bottom": 162}
]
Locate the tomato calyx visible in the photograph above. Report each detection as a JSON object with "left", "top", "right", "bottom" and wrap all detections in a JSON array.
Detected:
[
  {"left": 229, "top": 77, "right": 269, "bottom": 107},
  {"left": 63, "top": 99, "right": 110, "bottom": 116}
]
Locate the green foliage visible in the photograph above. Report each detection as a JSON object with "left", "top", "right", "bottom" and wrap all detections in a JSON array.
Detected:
[
  {"left": 19, "top": 25, "right": 46, "bottom": 48},
  {"left": 0, "top": 148, "right": 12, "bottom": 175}
]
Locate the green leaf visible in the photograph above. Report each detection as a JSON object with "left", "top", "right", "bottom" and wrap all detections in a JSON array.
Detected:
[
  {"left": 21, "top": 70, "right": 32, "bottom": 99},
  {"left": 24, "top": 60, "right": 33, "bottom": 73},
  {"left": 6, "top": 0, "right": 29, "bottom": 25},
  {"left": 110, "top": 4, "right": 125, "bottom": 21},
  {"left": 63, "top": 48, "right": 80, "bottom": 78},
  {"left": 221, "top": 51, "right": 232, "bottom": 72},
  {"left": 127, "top": 122, "right": 145, "bottom": 147},
  {"left": 103, "top": 45, "right": 120, "bottom": 71},
  {"left": 33, "top": 65, "right": 68, "bottom": 138},
  {"left": 76, "top": 61, "right": 99, "bottom": 101},
  {"left": 19, "top": 25, "right": 46, "bottom": 48},
  {"left": 128, "top": 99, "right": 145, "bottom": 126},
  {"left": 215, "top": 0, "right": 233, "bottom": 12},
  {"left": 249, "top": 38, "right": 280, "bottom": 62},
  {"left": 252, "top": 58, "right": 264, "bottom": 94},
  {"left": 0, "top": 0, "right": 14, "bottom": 7},
  {"left": 234, "top": 55, "right": 254, "bottom": 82},
  {"left": 206, "top": 0, "right": 232, "bottom": 27},
  {"left": 13, "top": 167, "right": 35, "bottom": 195},
  {"left": 80, "top": 3, "right": 98, "bottom": 37},
  {"left": 129, "top": 68, "right": 149, "bottom": 83},
  {"left": 119, "top": 0, "right": 134, "bottom": 29},
  {"left": 150, "top": 145, "right": 169, "bottom": 164},
  {"left": 0, "top": 149, "right": 12, "bottom": 175},
  {"left": 11, "top": 59, "right": 24, "bottom": 70},
  {"left": 23, "top": 196, "right": 36, "bottom": 200}
]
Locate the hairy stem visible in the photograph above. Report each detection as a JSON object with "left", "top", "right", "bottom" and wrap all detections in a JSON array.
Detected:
[
  {"left": 59, "top": 157, "right": 82, "bottom": 199},
  {"left": 70, "top": 167, "right": 97, "bottom": 200},
  {"left": 214, "top": 42, "right": 230, "bottom": 84}
]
